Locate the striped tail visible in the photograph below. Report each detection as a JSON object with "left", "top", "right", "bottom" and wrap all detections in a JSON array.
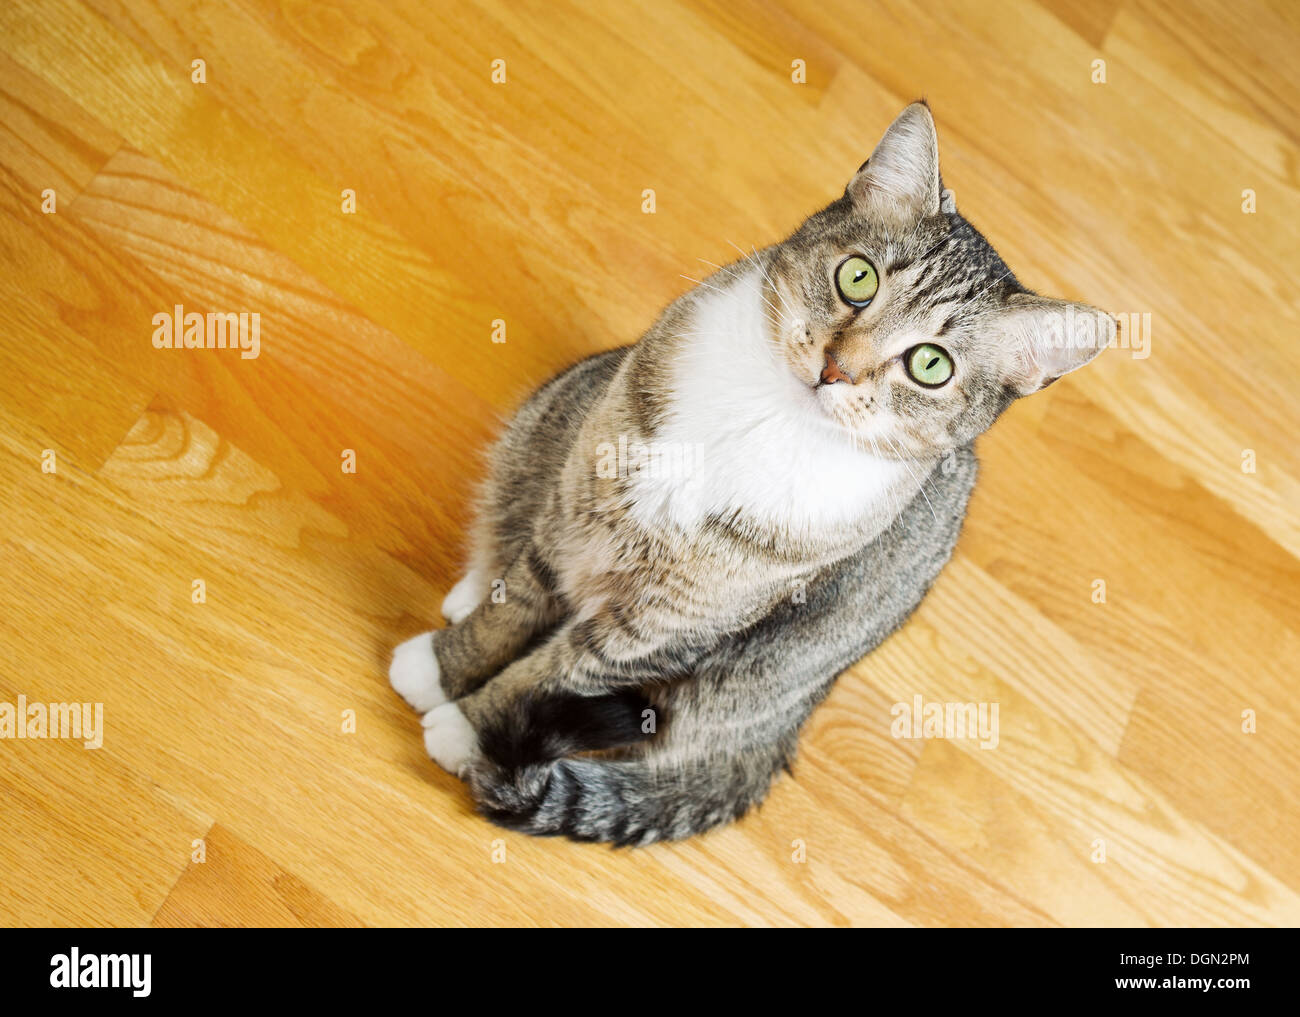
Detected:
[
  {"left": 467, "top": 753, "right": 782, "bottom": 846},
  {"left": 465, "top": 690, "right": 787, "bottom": 845}
]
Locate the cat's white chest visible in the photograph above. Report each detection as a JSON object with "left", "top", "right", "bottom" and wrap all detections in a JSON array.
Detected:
[{"left": 627, "top": 269, "right": 910, "bottom": 538}]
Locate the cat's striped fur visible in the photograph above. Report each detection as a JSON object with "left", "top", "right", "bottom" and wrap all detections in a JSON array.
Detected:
[{"left": 389, "top": 102, "right": 1112, "bottom": 844}]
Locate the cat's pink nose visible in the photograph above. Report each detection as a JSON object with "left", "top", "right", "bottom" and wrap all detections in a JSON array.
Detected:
[{"left": 820, "top": 352, "right": 853, "bottom": 385}]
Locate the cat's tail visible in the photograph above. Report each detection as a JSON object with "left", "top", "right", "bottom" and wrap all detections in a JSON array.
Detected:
[
  {"left": 465, "top": 691, "right": 786, "bottom": 845},
  {"left": 466, "top": 753, "right": 780, "bottom": 846}
]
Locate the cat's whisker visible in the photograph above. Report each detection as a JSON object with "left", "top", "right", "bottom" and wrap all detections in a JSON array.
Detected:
[
  {"left": 744, "top": 243, "right": 797, "bottom": 319},
  {"left": 883, "top": 432, "right": 938, "bottom": 522},
  {"left": 723, "top": 238, "right": 748, "bottom": 259},
  {"left": 723, "top": 238, "right": 796, "bottom": 320},
  {"left": 679, "top": 273, "right": 783, "bottom": 322},
  {"left": 863, "top": 433, "right": 902, "bottom": 521}
]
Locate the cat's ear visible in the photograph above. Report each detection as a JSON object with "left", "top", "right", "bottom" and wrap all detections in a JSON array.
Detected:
[
  {"left": 993, "top": 292, "right": 1116, "bottom": 395},
  {"left": 847, "top": 102, "right": 942, "bottom": 224}
]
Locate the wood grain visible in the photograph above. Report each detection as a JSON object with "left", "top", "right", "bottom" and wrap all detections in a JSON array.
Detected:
[{"left": 0, "top": 0, "right": 1296, "bottom": 926}]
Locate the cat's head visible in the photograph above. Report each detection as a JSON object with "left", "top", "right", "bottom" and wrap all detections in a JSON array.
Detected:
[{"left": 765, "top": 101, "right": 1113, "bottom": 459}]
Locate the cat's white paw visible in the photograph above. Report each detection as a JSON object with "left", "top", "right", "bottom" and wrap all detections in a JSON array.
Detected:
[
  {"left": 421, "top": 702, "right": 478, "bottom": 776},
  {"left": 388, "top": 632, "right": 447, "bottom": 713},
  {"left": 441, "top": 568, "right": 488, "bottom": 624}
]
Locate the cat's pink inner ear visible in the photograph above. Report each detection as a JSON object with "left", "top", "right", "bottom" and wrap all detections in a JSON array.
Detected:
[
  {"left": 848, "top": 102, "right": 942, "bottom": 221},
  {"left": 1000, "top": 297, "right": 1116, "bottom": 395}
]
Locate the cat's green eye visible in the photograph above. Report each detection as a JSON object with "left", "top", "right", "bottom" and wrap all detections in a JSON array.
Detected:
[
  {"left": 835, "top": 256, "right": 879, "bottom": 307},
  {"left": 905, "top": 343, "right": 954, "bottom": 387}
]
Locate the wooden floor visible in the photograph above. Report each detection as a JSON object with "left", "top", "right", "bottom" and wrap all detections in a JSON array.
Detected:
[{"left": 0, "top": 0, "right": 1297, "bottom": 927}]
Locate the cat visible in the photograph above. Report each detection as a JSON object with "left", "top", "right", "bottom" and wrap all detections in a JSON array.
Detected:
[{"left": 388, "top": 101, "right": 1113, "bottom": 845}]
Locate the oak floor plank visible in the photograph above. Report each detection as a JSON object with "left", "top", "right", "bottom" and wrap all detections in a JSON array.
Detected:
[{"left": 151, "top": 824, "right": 361, "bottom": 928}]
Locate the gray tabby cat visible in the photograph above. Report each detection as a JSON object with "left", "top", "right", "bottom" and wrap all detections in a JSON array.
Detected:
[{"left": 389, "top": 102, "right": 1112, "bottom": 845}]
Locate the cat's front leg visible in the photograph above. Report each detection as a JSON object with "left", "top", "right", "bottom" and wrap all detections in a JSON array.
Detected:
[
  {"left": 417, "top": 632, "right": 564, "bottom": 776},
  {"left": 388, "top": 545, "right": 563, "bottom": 715},
  {"left": 422, "top": 607, "right": 706, "bottom": 776}
]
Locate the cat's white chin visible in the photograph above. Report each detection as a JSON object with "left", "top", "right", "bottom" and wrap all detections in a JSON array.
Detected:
[{"left": 388, "top": 631, "right": 448, "bottom": 713}]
